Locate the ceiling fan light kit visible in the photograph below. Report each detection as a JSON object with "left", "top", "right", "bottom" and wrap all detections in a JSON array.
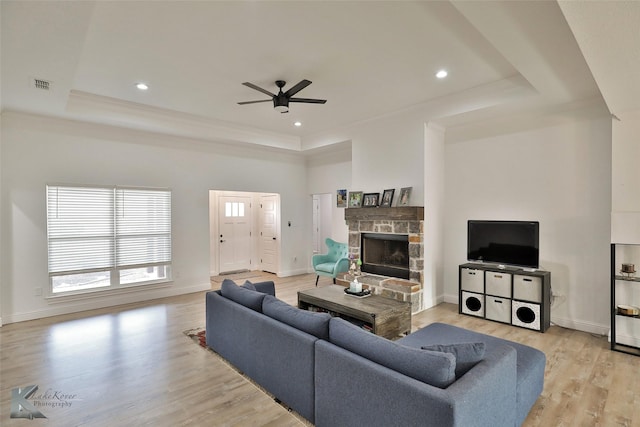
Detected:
[{"left": 238, "top": 79, "right": 326, "bottom": 113}]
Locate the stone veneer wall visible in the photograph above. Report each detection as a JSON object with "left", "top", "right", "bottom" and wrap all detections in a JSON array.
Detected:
[{"left": 344, "top": 207, "right": 424, "bottom": 313}]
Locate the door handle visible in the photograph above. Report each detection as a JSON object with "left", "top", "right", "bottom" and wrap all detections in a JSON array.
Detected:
[{"left": 272, "top": 237, "right": 276, "bottom": 240}]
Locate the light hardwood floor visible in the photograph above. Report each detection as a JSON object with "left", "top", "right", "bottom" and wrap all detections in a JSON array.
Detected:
[{"left": 0, "top": 272, "right": 638, "bottom": 427}]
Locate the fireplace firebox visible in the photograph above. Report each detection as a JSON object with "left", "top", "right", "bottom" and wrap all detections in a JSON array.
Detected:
[{"left": 360, "top": 233, "right": 410, "bottom": 279}]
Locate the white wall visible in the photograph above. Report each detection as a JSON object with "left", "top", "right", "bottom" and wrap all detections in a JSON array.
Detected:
[
  {"left": 444, "top": 114, "right": 612, "bottom": 334},
  {"left": 306, "top": 145, "right": 352, "bottom": 252},
  {"left": 0, "top": 112, "right": 309, "bottom": 323},
  {"left": 317, "top": 193, "right": 332, "bottom": 246},
  {"left": 350, "top": 111, "right": 425, "bottom": 206},
  {"left": 611, "top": 109, "right": 640, "bottom": 243},
  {"left": 424, "top": 122, "right": 446, "bottom": 308},
  {"left": 0, "top": 3, "right": 3, "bottom": 326},
  {"left": 0, "top": 112, "right": 3, "bottom": 327}
]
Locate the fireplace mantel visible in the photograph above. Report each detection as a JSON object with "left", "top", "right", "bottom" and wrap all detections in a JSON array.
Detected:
[{"left": 345, "top": 206, "right": 424, "bottom": 221}]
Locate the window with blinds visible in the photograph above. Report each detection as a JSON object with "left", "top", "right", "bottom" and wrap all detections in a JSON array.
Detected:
[{"left": 46, "top": 185, "right": 172, "bottom": 295}]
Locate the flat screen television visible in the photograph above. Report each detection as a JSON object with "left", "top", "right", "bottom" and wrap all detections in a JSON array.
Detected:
[{"left": 467, "top": 220, "right": 539, "bottom": 269}]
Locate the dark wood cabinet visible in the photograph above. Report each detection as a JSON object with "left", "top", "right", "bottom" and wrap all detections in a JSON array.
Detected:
[{"left": 459, "top": 263, "right": 551, "bottom": 332}]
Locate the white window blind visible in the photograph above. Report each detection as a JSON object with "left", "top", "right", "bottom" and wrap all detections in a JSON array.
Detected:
[
  {"left": 47, "top": 185, "right": 171, "bottom": 293},
  {"left": 47, "top": 186, "right": 115, "bottom": 274},
  {"left": 116, "top": 188, "right": 171, "bottom": 267}
]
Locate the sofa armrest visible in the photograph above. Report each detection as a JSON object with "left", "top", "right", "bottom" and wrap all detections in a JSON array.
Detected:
[
  {"left": 252, "top": 280, "right": 275, "bottom": 296},
  {"left": 444, "top": 343, "right": 518, "bottom": 426},
  {"left": 314, "top": 340, "right": 517, "bottom": 427},
  {"left": 205, "top": 289, "right": 317, "bottom": 423}
]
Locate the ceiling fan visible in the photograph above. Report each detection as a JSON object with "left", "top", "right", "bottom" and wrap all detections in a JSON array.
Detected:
[{"left": 238, "top": 79, "right": 326, "bottom": 113}]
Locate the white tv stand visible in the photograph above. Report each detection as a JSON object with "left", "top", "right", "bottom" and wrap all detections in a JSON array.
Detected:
[{"left": 459, "top": 263, "right": 551, "bottom": 332}]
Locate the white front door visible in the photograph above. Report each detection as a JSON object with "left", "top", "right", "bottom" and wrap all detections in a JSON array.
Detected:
[
  {"left": 219, "top": 196, "right": 252, "bottom": 273},
  {"left": 259, "top": 194, "right": 279, "bottom": 274}
]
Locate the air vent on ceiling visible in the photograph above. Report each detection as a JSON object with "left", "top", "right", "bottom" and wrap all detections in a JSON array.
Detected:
[{"left": 32, "top": 78, "right": 52, "bottom": 91}]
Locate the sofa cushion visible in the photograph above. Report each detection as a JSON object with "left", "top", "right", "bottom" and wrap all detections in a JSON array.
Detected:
[
  {"left": 262, "top": 295, "right": 331, "bottom": 340},
  {"left": 241, "top": 280, "right": 256, "bottom": 291},
  {"left": 220, "top": 279, "right": 265, "bottom": 312},
  {"left": 328, "top": 318, "right": 456, "bottom": 389},
  {"left": 421, "top": 342, "right": 485, "bottom": 378}
]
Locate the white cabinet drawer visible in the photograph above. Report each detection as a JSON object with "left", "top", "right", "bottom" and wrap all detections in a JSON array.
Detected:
[
  {"left": 486, "top": 296, "right": 511, "bottom": 323},
  {"left": 513, "top": 275, "right": 542, "bottom": 303},
  {"left": 461, "top": 268, "right": 483, "bottom": 293},
  {"left": 485, "top": 271, "right": 511, "bottom": 298}
]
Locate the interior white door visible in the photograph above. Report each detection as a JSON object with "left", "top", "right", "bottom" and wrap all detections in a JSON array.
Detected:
[
  {"left": 259, "top": 195, "right": 279, "bottom": 274},
  {"left": 312, "top": 196, "right": 320, "bottom": 254},
  {"left": 219, "top": 196, "right": 252, "bottom": 273}
]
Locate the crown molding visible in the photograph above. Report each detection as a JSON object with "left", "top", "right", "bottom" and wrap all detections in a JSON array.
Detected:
[{"left": 66, "top": 90, "right": 301, "bottom": 151}]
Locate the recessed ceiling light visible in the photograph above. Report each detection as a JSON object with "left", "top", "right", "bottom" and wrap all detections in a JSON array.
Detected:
[
  {"left": 136, "top": 82, "right": 149, "bottom": 90},
  {"left": 436, "top": 70, "right": 448, "bottom": 79},
  {"left": 294, "top": 121, "right": 302, "bottom": 127}
]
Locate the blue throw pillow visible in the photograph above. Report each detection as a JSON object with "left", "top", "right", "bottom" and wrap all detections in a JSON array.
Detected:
[
  {"left": 241, "top": 280, "right": 256, "bottom": 291},
  {"left": 329, "top": 318, "right": 456, "bottom": 389},
  {"left": 220, "top": 279, "right": 265, "bottom": 312},
  {"left": 262, "top": 295, "right": 331, "bottom": 340},
  {"left": 421, "top": 342, "right": 485, "bottom": 378}
]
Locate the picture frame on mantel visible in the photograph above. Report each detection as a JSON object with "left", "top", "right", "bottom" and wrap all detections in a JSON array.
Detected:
[
  {"left": 398, "top": 187, "right": 412, "bottom": 206},
  {"left": 337, "top": 189, "right": 347, "bottom": 208},
  {"left": 348, "top": 191, "right": 363, "bottom": 208},
  {"left": 381, "top": 189, "right": 395, "bottom": 207},
  {"left": 363, "top": 193, "right": 379, "bottom": 207}
]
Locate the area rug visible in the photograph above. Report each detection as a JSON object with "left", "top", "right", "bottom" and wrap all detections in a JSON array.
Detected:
[
  {"left": 183, "top": 328, "right": 312, "bottom": 426},
  {"left": 184, "top": 327, "right": 207, "bottom": 348}
]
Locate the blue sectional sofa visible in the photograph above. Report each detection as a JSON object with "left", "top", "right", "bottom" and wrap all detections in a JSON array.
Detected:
[{"left": 205, "top": 279, "right": 546, "bottom": 426}]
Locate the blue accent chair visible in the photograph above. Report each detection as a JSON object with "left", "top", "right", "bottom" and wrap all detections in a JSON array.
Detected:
[{"left": 312, "top": 238, "right": 350, "bottom": 286}]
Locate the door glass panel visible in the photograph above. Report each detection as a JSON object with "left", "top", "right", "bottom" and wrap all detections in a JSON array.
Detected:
[{"left": 224, "top": 202, "right": 245, "bottom": 217}]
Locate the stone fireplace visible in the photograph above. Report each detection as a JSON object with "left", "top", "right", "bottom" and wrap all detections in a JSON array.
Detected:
[{"left": 345, "top": 206, "right": 424, "bottom": 313}]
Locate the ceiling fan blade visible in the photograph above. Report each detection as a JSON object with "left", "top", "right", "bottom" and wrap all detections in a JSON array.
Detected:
[
  {"left": 237, "top": 99, "right": 272, "bottom": 105},
  {"left": 284, "top": 79, "right": 312, "bottom": 97},
  {"left": 289, "top": 97, "right": 327, "bottom": 104},
  {"left": 242, "top": 82, "right": 275, "bottom": 97}
]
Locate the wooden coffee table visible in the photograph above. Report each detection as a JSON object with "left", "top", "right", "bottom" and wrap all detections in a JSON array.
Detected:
[{"left": 298, "top": 285, "right": 411, "bottom": 339}]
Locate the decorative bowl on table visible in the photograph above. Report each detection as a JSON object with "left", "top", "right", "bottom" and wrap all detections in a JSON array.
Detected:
[{"left": 344, "top": 288, "right": 371, "bottom": 298}]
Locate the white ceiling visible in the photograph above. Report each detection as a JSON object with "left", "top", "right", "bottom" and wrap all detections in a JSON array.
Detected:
[{"left": 1, "top": 1, "right": 637, "bottom": 151}]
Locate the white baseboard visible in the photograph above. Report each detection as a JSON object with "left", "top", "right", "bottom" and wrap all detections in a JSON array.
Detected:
[
  {"left": 549, "top": 316, "right": 609, "bottom": 336},
  {"left": 277, "top": 268, "right": 309, "bottom": 278},
  {"left": 422, "top": 293, "right": 446, "bottom": 310},
  {"left": 443, "top": 293, "right": 458, "bottom": 304},
  {"left": 3, "top": 282, "right": 211, "bottom": 324}
]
